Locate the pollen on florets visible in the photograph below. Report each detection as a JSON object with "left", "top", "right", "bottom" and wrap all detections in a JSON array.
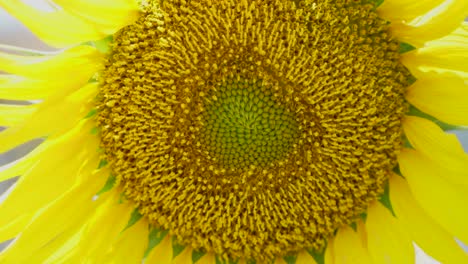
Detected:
[{"left": 97, "top": 0, "right": 410, "bottom": 262}]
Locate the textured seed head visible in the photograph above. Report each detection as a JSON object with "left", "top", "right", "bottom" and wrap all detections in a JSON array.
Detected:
[{"left": 97, "top": 0, "right": 410, "bottom": 262}]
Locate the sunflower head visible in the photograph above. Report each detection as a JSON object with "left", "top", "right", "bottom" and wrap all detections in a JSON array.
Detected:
[
  {"left": 1, "top": 0, "right": 467, "bottom": 263},
  {"left": 96, "top": 0, "right": 411, "bottom": 261}
]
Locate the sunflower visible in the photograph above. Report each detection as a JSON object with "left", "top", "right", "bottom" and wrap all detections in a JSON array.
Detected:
[{"left": 0, "top": 0, "right": 467, "bottom": 263}]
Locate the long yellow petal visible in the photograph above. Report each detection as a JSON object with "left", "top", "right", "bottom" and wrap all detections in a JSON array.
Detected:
[
  {"left": 145, "top": 235, "right": 173, "bottom": 264},
  {"left": 196, "top": 253, "right": 216, "bottom": 264},
  {"left": 324, "top": 237, "right": 334, "bottom": 264},
  {"left": 30, "top": 191, "right": 129, "bottom": 264},
  {"left": 398, "top": 148, "right": 468, "bottom": 244},
  {"left": 0, "top": 75, "right": 91, "bottom": 101},
  {"left": 0, "top": 214, "right": 31, "bottom": 243},
  {"left": 66, "top": 192, "right": 137, "bottom": 262},
  {"left": 296, "top": 250, "right": 317, "bottom": 264},
  {"left": 401, "top": 39, "right": 468, "bottom": 78},
  {"left": 0, "top": 141, "right": 45, "bottom": 182},
  {"left": 0, "top": 168, "right": 108, "bottom": 263},
  {"left": 405, "top": 74, "right": 468, "bottom": 126},
  {"left": 0, "top": 76, "right": 49, "bottom": 101},
  {"left": 403, "top": 116, "right": 468, "bottom": 186},
  {"left": 389, "top": 174, "right": 468, "bottom": 263},
  {"left": 366, "top": 202, "right": 414, "bottom": 264},
  {"left": 0, "top": 46, "right": 102, "bottom": 80},
  {"left": 378, "top": 0, "right": 445, "bottom": 22},
  {"left": 53, "top": 0, "right": 140, "bottom": 35},
  {"left": 173, "top": 248, "right": 193, "bottom": 264},
  {"left": 27, "top": 225, "right": 85, "bottom": 264},
  {"left": 0, "top": 122, "right": 99, "bottom": 235},
  {"left": 333, "top": 226, "right": 372, "bottom": 264},
  {"left": 0, "top": 1, "right": 105, "bottom": 47},
  {"left": 389, "top": 0, "right": 468, "bottom": 47},
  {"left": 0, "top": 103, "right": 37, "bottom": 127},
  {"left": 426, "top": 21, "right": 468, "bottom": 47},
  {"left": 101, "top": 219, "right": 148, "bottom": 264},
  {"left": 0, "top": 82, "right": 98, "bottom": 153}
]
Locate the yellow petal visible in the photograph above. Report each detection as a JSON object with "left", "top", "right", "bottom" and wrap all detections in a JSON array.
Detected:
[
  {"left": 100, "top": 219, "right": 148, "bottom": 264},
  {"left": 196, "top": 253, "right": 216, "bottom": 264},
  {"left": 389, "top": 0, "right": 468, "bottom": 47},
  {"left": 0, "top": 122, "right": 99, "bottom": 240},
  {"left": 173, "top": 248, "right": 193, "bottom": 264},
  {"left": 0, "top": 103, "right": 37, "bottom": 127},
  {"left": 27, "top": 225, "right": 85, "bottom": 264},
  {"left": 405, "top": 74, "right": 468, "bottom": 126},
  {"left": 0, "top": 82, "right": 98, "bottom": 153},
  {"left": 426, "top": 22, "right": 468, "bottom": 47},
  {"left": 356, "top": 220, "right": 369, "bottom": 252},
  {"left": 0, "top": 214, "right": 31, "bottom": 243},
  {"left": 145, "top": 235, "right": 173, "bottom": 264},
  {"left": 398, "top": 148, "right": 468, "bottom": 245},
  {"left": 53, "top": 0, "right": 140, "bottom": 35},
  {"left": 325, "top": 237, "right": 334, "bottom": 264},
  {"left": 333, "top": 226, "right": 372, "bottom": 264},
  {"left": 389, "top": 174, "right": 468, "bottom": 263},
  {"left": 297, "top": 250, "right": 317, "bottom": 264},
  {"left": 379, "top": 0, "right": 445, "bottom": 22},
  {"left": 0, "top": 76, "right": 50, "bottom": 101},
  {"left": 0, "top": 75, "right": 92, "bottom": 101},
  {"left": 366, "top": 202, "right": 414, "bottom": 264},
  {"left": 69, "top": 192, "right": 139, "bottom": 262},
  {"left": 29, "top": 190, "right": 129, "bottom": 264},
  {"left": 0, "top": 46, "right": 102, "bottom": 80},
  {"left": 403, "top": 116, "right": 468, "bottom": 186},
  {"left": 0, "top": 141, "right": 45, "bottom": 182},
  {"left": 0, "top": 1, "right": 105, "bottom": 47},
  {"left": 0, "top": 169, "right": 108, "bottom": 263},
  {"left": 401, "top": 39, "right": 468, "bottom": 78}
]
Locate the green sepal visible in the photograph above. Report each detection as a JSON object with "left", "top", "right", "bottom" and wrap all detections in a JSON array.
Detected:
[
  {"left": 407, "top": 105, "right": 460, "bottom": 131},
  {"left": 373, "top": 0, "right": 384, "bottom": 7},
  {"left": 85, "top": 108, "right": 98, "bottom": 118},
  {"left": 90, "top": 126, "right": 100, "bottom": 135},
  {"left": 306, "top": 246, "right": 325, "bottom": 264},
  {"left": 283, "top": 254, "right": 297, "bottom": 264},
  {"left": 378, "top": 180, "right": 396, "bottom": 216},
  {"left": 88, "top": 76, "right": 98, "bottom": 83},
  {"left": 192, "top": 249, "right": 206, "bottom": 263},
  {"left": 392, "top": 165, "right": 402, "bottom": 176},
  {"left": 172, "top": 236, "right": 186, "bottom": 259},
  {"left": 96, "top": 174, "right": 116, "bottom": 195},
  {"left": 90, "top": 35, "right": 113, "bottom": 54},
  {"left": 122, "top": 208, "right": 143, "bottom": 232},
  {"left": 402, "top": 135, "right": 413, "bottom": 149},
  {"left": 143, "top": 227, "right": 169, "bottom": 258},
  {"left": 392, "top": 165, "right": 406, "bottom": 179},
  {"left": 349, "top": 221, "right": 357, "bottom": 232},
  {"left": 359, "top": 212, "right": 368, "bottom": 222},
  {"left": 118, "top": 192, "right": 128, "bottom": 204},
  {"left": 98, "top": 159, "right": 108, "bottom": 169},
  {"left": 399, "top": 42, "right": 416, "bottom": 54}
]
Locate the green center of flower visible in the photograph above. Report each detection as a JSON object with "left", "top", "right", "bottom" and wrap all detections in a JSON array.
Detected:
[{"left": 201, "top": 78, "right": 298, "bottom": 168}]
